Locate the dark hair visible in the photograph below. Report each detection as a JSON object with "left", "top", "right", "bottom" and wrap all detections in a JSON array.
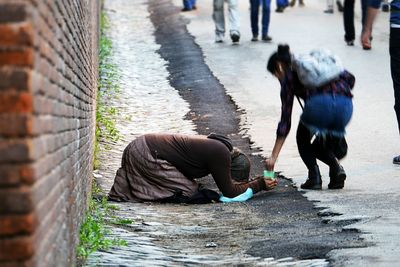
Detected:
[{"left": 267, "top": 44, "right": 291, "bottom": 74}]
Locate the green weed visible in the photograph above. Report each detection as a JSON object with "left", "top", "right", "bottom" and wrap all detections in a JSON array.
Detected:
[
  {"left": 111, "top": 218, "right": 134, "bottom": 226},
  {"left": 94, "top": 7, "right": 121, "bottom": 168},
  {"left": 77, "top": 8, "right": 128, "bottom": 264},
  {"left": 76, "top": 196, "right": 128, "bottom": 261}
]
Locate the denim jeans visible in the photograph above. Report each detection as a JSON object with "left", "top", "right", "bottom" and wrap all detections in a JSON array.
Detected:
[
  {"left": 183, "top": 0, "right": 196, "bottom": 9},
  {"left": 390, "top": 27, "right": 400, "bottom": 134},
  {"left": 250, "top": 0, "right": 271, "bottom": 36},
  {"left": 301, "top": 94, "right": 353, "bottom": 137},
  {"left": 276, "top": 0, "right": 288, "bottom": 8}
]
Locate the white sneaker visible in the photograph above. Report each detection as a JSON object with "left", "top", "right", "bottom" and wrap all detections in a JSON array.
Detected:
[{"left": 215, "top": 33, "right": 224, "bottom": 43}]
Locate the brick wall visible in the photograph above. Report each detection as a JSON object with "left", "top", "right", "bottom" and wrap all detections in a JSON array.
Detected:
[{"left": 0, "top": 0, "right": 99, "bottom": 266}]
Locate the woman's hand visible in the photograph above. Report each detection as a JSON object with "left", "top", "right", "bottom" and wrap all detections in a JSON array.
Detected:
[
  {"left": 265, "top": 157, "right": 276, "bottom": 171},
  {"left": 264, "top": 178, "right": 278, "bottom": 191},
  {"left": 266, "top": 136, "right": 285, "bottom": 171}
]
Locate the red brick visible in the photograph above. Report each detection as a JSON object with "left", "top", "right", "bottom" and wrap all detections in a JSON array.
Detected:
[
  {"left": 0, "top": 113, "right": 32, "bottom": 137},
  {"left": 0, "top": 187, "right": 33, "bottom": 213},
  {"left": 0, "top": 236, "right": 34, "bottom": 261},
  {"left": 0, "top": 164, "right": 34, "bottom": 186},
  {"left": 0, "top": 3, "right": 27, "bottom": 23},
  {"left": 19, "top": 165, "right": 35, "bottom": 184},
  {"left": 0, "top": 48, "right": 34, "bottom": 67},
  {"left": 0, "top": 136, "right": 53, "bottom": 165},
  {"left": 0, "top": 92, "right": 33, "bottom": 113},
  {"left": 0, "top": 67, "right": 30, "bottom": 92},
  {"left": 0, "top": 213, "right": 36, "bottom": 235},
  {"left": 0, "top": 262, "right": 26, "bottom": 267},
  {"left": 0, "top": 23, "right": 33, "bottom": 46}
]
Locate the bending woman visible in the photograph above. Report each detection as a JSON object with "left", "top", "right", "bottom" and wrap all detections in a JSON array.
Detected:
[
  {"left": 265, "top": 44, "right": 355, "bottom": 190},
  {"left": 109, "top": 133, "right": 277, "bottom": 203}
]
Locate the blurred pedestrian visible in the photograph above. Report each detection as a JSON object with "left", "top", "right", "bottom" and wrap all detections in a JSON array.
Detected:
[
  {"left": 361, "top": 0, "right": 400, "bottom": 164},
  {"left": 337, "top": 0, "right": 344, "bottom": 11},
  {"left": 213, "top": 0, "right": 241, "bottom": 43},
  {"left": 325, "top": 0, "right": 335, "bottom": 13},
  {"left": 250, "top": 0, "right": 272, "bottom": 41},
  {"left": 382, "top": 0, "right": 390, "bottom": 11},
  {"left": 324, "top": 0, "right": 343, "bottom": 13},
  {"left": 108, "top": 133, "right": 277, "bottom": 203},
  {"left": 182, "top": 0, "right": 197, "bottom": 11},
  {"left": 265, "top": 45, "right": 355, "bottom": 190},
  {"left": 289, "top": 0, "right": 304, "bottom": 7},
  {"left": 343, "top": 0, "right": 368, "bottom": 47},
  {"left": 275, "top": 0, "right": 289, "bottom": 12}
]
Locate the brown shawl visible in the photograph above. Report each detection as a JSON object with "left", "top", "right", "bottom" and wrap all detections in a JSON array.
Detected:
[{"left": 108, "top": 135, "right": 199, "bottom": 202}]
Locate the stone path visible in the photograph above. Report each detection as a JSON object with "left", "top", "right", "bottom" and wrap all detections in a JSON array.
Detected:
[{"left": 86, "top": 0, "right": 366, "bottom": 266}]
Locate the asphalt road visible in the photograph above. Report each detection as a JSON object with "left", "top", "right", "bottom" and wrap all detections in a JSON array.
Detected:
[
  {"left": 148, "top": 0, "right": 368, "bottom": 264},
  {"left": 176, "top": 0, "right": 400, "bottom": 265}
]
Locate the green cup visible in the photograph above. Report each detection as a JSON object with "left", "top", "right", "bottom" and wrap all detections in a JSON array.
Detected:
[{"left": 263, "top": 170, "right": 276, "bottom": 180}]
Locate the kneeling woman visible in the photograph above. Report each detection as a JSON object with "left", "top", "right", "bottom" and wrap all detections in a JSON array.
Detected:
[
  {"left": 109, "top": 133, "right": 277, "bottom": 203},
  {"left": 265, "top": 45, "right": 354, "bottom": 190}
]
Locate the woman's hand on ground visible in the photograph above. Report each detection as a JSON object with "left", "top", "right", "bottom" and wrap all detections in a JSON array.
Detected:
[{"left": 264, "top": 178, "right": 278, "bottom": 191}]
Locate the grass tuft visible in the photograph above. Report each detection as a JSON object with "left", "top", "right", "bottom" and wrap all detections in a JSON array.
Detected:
[{"left": 76, "top": 9, "right": 129, "bottom": 265}]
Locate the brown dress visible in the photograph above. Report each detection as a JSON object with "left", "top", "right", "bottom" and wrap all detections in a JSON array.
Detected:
[{"left": 108, "top": 134, "right": 265, "bottom": 202}]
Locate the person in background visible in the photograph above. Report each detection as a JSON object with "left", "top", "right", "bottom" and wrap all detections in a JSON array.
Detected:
[
  {"left": 382, "top": 0, "right": 390, "bottom": 11},
  {"left": 213, "top": 0, "right": 241, "bottom": 43},
  {"left": 289, "top": 0, "right": 304, "bottom": 7},
  {"left": 324, "top": 0, "right": 344, "bottom": 13},
  {"left": 182, "top": 0, "right": 197, "bottom": 11},
  {"left": 108, "top": 133, "right": 277, "bottom": 203},
  {"left": 250, "top": 0, "right": 273, "bottom": 42},
  {"left": 276, "top": 0, "right": 289, "bottom": 12},
  {"left": 361, "top": 0, "right": 400, "bottom": 164},
  {"left": 265, "top": 44, "right": 355, "bottom": 190},
  {"left": 343, "top": 0, "right": 368, "bottom": 47}
]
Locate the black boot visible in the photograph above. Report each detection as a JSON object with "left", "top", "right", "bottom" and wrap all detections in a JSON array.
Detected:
[
  {"left": 301, "top": 165, "right": 322, "bottom": 190},
  {"left": 328, "top": 163, "right": 346, "bottom": 189}
]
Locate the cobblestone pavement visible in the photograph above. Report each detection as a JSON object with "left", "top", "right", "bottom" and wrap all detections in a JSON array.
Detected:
[{"left": 86, "top": 0, "right": 366, "bottom": 266}]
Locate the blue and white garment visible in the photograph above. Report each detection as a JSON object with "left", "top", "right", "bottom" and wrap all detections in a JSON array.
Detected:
[
  {"left": 391, "top": 0, "right": 400, "bottom": 27},
  {"left": 368, "top": 0, "right": 400, "bottom": 27},
  {"left": 219, "top": 188, "right": 253, "bottom": 203}
]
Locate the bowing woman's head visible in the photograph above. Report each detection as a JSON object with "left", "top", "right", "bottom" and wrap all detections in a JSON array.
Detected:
[
  {"left": 267, "top": 44, "right": 292, "bottom": 81},
  {"left": 230, "top": 148, "right": 251, "bottom": 182}
]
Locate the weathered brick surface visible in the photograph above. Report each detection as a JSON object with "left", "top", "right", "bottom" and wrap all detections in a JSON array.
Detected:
[
  {"left": 0, "top": 48, "right": 34, "bottom": 67},
  {"left": 0, "top": 3, "right": 27, "bottom": 23},
  {"left": 0, "top": 68, "right": 30, "bottom": 92},
  {"left": 0, "top": 213, "right": 36, "bottom": 235},
  {"left": 0, "top": 236, "right": 34, "bottom": 261},
  {"left": 0, "top": 0, "right": 99, "bottom": 266},
  {"left": 0, "top": 24, "right": 33, "bottom": 46}
]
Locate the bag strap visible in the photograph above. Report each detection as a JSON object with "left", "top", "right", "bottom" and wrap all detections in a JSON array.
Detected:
[{"left": 296, "top": 96, "right": 304, "bottom": 110}]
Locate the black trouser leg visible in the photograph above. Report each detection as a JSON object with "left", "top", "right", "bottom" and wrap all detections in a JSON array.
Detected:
[
  {"left": 297, "top": 123, "right": 322, "bottom": 189},
  {"left": 360, "top": 0, "right": 367, "bottom": 30},
  {"left": 390, "top": 28, "right": 400, "bottom": 134},
  {"left": 296, "top": 122, "right": 318, "bottom": 171},
  {"left": 343, "top": 0, "right": 355, "bottom": 41},
  {"left": 311, "top": 137, "right": 338, "bottom": 168}
]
